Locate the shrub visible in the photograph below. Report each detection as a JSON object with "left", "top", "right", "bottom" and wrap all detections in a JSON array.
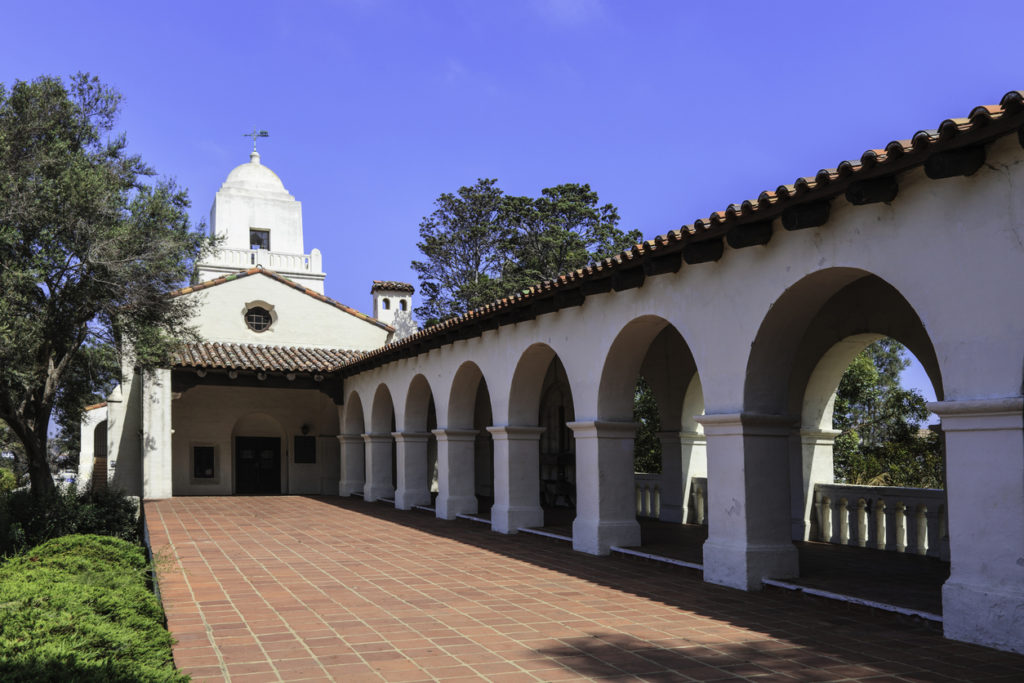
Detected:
[
  {"left": 0, "top": 468, "right": 15, "bottom": 494},
  {"left": 0, "top": 484, "right": 139, "bottom": 557},
  {"left": 0, "top": 534, "right": 185, "bottom": 682}
]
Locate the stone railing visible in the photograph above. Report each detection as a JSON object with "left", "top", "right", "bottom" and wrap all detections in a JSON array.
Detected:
[
  {"left": 812, "top": 483, "right": 948, "bottom": 560},
  {"left": 211, "top": 247, "right": 323, "bottom": 274},
  {"left": 635, "top": 472, "right": 661, "bottom": 518}
]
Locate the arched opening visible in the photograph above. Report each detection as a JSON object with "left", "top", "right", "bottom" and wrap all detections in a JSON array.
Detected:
[
  {"left": 91, "top": 419, "right": 108, "bottom": 492},
  {"left": 232, "top": 412, "right": 286, "bottom": 495},
  {"left": 537, "top": 357, "right": 576, "bottom": 526},
  {"left": 736, "top": 267, "right": 947, "bottom": 609},
  {"left": 438, "top": 362, "right": 493, "bottom": 519},
  {"left": 588, "top": 316, "right": 703, "bottom": 558},
  {"left": 365, "top": 384, "right": 397, "bottom": 502},
  {"left": 396, "top": 374, "right": 438, "bottom": 510},
  {"left": 340, "top": 391, "right": 366, "bottom": 496}
]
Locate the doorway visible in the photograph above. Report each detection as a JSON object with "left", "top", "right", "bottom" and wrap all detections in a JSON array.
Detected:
[{"left": 235, "top": 437, "right": 281, "bottom": 494}]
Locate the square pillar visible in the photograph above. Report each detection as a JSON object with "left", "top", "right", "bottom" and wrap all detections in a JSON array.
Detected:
[
  {"left": 697, "top": 413, "right": 799, "bottom": 590},
  {"left": 656, "top": 431, "right": 684, "bottom": 523},
  {"left": 337, "top": 434, "right": 365, "bottom": 496},
  {"left": 679, "top": 430, "right": 707, "bottom": 524},
  {"left": 568, "top": 420, "right": 641, "bottom": 555},
  {"left": 931, "top": 398, "right": 1024, "bottom": 655},
  {"left": 488, "top": 426, "right": 545, "bottom": 533},
  {"left": 362, "top": 433, "right": 394, "bottom": 502},
  {"left": 794, "top": 428, "right": 840, "bottom": 540},
  {"left": 142, "top": 368, "right": 172, "bottom": 500},
  {"left": 393, "top": 432, "right": 432, "bottom": 510},
  {"left": 433, "top": 428, "right": 478, "bottom": 519}
]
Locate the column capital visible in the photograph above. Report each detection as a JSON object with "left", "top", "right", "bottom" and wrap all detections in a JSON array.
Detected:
[
  {"left": 432, "top": 428, "right": 478, "bottom": 443},
  {"left": 928, "top": 397, "right": 1023, "bottom": 431},
  {"left": 695, "top": 412, "right": 798, "bottom": 437},
  {"left": 799, "top": 428, "right": 842, "bottom": 443},
  {"left": 361, "top": 432, "right": 393, "bottom": 445},
  {"left": 392, "top": 431, "right": 431, "bottom": 444},
  {"left": 566, "top": 420, "right": 635, "bottom": 439},
  {"left": 486, "top": 425, "right": 545, "bottom": 440}
]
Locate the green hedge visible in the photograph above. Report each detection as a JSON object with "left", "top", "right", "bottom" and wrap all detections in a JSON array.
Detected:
[{"left": 0, "top": 534, "right": 186, "bottom": 682}]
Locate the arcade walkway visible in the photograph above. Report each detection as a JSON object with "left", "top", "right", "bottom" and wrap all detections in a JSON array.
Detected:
[{"left": 145, "top": 496, "right": 1024, "bottom": 682}]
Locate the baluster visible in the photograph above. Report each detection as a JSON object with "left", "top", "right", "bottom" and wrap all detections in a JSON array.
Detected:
[
  {"left": 644, "top": 486, "right": 652, "bottom": 517},
  {"left": 838, "top": 498, "right": 849, "bottom": 545},
  {"left": 653, "top": 486, "right": 661, "bottom": 519},
  {"left": 892, "top": 501, "right": 907, "bottom": 553},
  {"left": 915, "top": 504, "right": 929, "bottom": 556},
  {"left": 857, "top": 498, "right": 868, "bottom": 547},
  {"left": 875, "top": 498, "right": 887, "bottom": 550},
  {"left": 636, "top": 485, "right": 642, "bottom": 516},
  {"left": 695, "top": 483, "right": 705, "bottom": 525},
  {"left": 819, "top": 496, "right": 832, "bottom": 542}
]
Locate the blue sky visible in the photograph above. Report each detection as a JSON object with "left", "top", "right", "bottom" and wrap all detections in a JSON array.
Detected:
[{"left": 3, "top": 0, "right": 1022, "bottom": 406}]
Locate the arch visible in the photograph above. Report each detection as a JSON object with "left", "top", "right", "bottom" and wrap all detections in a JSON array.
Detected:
[
  {"left": 508, "top": 343, "right": 559, "bottom": 426},
  {"left": 370, "top": 383, "right": 396, "bottom": 434},
  {"left": 448, "top": 361, "right": 489, "bottom": 429},
  {"left": 802, "top": 333, "right": 880, "bottom": 431},
  {"left": 404, "top": 374, "right": 435, "bottom": 432},
  {"left": 745, "top": 268, "right": 943, "bottom": 415},
  {"left": 344, "top": 390, "right": 366, "bottom": 435}
]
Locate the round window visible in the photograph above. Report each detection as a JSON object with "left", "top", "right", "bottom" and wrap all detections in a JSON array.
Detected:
[{"left": 245, "top": 306, "right": 272, "bottom": 332}]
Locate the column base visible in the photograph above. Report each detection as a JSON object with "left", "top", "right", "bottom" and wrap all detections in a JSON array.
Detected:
[
  {"left": 339, "top": 479, "right": 364, "bottom": 497},
  {"left": 572, "top": 518, "right": 640, "bottom": 555},
  {"left": 943, "top": 579, "right": 1024, "bottom": 655},
  {"left": 490, "top": 504, "right": 543, "bottom": 534},
  {"left": 395, "top": 488, "right": 431, "bottom": 510},
  {"left": 363, "top": 484, "right": 394, "bottom": 502},
  {"left": 702, "top": 540, "right": 799, "bottom": 590},
  {"left": 436, "top": 494, "right": 477, "bottom": 520}
]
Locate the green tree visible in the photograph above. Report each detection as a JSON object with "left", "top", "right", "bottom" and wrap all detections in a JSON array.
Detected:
[
  {"left": 832, "top": 339, "right": 944, "bottom": 488},
  {"left": 411, "top": 178, "right": 511, "bottom": 326},
  {"left": 0, "top": 74, "right": 212, "bottom": 498},
  {"left": 412, "top": 179, "right": 641, "bottom": 326},
  {"left": 633, "top": 376, "right": 662, "bottom": 473}
]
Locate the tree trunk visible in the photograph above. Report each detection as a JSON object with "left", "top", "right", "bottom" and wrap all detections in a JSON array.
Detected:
[{"left": 24, "top": 430, "right": 56, "bottom": 498}]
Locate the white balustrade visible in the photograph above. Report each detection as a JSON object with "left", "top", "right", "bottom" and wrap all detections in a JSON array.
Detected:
[
  {"left": 813, "top": 483, "right": 948, "bottom": 560},
  {"left": 689, "top": 477, "right": 708, "bottom": 525},
  {"left": 634, "top": 472, "right": 661, "bottom": 518},
  {"left": 208, "top": 247, "right": 323, "bottom": 274}
]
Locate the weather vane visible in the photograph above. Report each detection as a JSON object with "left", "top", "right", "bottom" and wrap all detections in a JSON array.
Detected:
[{"left": 243, "top": 128, "right": 269, "bottom": 151}]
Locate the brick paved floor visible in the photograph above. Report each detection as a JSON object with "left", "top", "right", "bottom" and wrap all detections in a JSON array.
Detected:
[{"left": 146, "top": 496, "right": 1024, "bottom": 682}]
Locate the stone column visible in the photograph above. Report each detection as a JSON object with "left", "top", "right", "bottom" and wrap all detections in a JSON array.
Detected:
[
  {"left": 488, "top": 426, "right": 545, "bottom": 533},
  {"left": 568, "top": 420, "right": 641, "bottom": 555},
  {"left": 697, "top": 413, "right": 799, "bottom": 590},
  {"left": 142, "top": 368, "right": 172, "bottom": 500},
  {"left": 657, "top": 431, "right": 683, "bottom": 523},
  {"left": 930, "top": 398, "right": 1024, "bottom": 655},
  {"left": 393, "top": 431, "right": 431, "bottom": 510},
  {"left": 337, "top": 434, "right": 365, "bottom": 496},
  {"left": 362, "top": 433, "right": 394, "bottom": 502},
  {"left": 794, "top": 428, "right": 841, "bottom": 541},
  {"left": 433, "top": 428, "right": 478, "bottom": 519},
  {"left": 679, "top": 430, "right": 707, "bottom": 524}
]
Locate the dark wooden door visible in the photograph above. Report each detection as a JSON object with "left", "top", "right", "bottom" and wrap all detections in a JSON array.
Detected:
[{"left": 235, "top": 437, "right": 281, "bottom": 494}]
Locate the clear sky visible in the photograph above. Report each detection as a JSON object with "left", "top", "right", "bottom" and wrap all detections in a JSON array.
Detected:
[{"left": 3, "top": 0, "right": 1022, "bottom": 407}]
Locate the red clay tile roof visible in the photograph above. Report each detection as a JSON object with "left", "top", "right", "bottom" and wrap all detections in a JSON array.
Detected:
[
  {"left": 84, "top": 402, "right": 107, "bottom": 411},
  {"left": 339, "top": 90, "right": 1024, "bottom": 376},
  {"left": 173, "top": 341, "right": 362, "bottom": 373},
  {"left": 170, "top": 267, "right": 394, "bottom": 332},
  {"left": 371, "top": 280, "right": 415, "bottom": 293}
]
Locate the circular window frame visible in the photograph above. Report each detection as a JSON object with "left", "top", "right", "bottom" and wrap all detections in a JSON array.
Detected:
[{"left": 242, "top": 301, "right": 277, "bottom": 333}]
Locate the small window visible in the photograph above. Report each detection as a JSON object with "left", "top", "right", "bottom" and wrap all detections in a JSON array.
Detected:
[
  {"left": 193, "top": 446, "right": 215, "bottom": 479},
  {"left": 249, "top": 229, "right": 270, "bottom": 251},
  {"left": 294, "top": 436, "right": 316, "bottom": 464},
  {"left": 399, "top": 299, "right": 408, "bottom": 311},
  {"left": 245, "top": 306, "right": 272, "bottom": 332},
  {"left": 382, "top": 298, "right": 391, "bottom": 310}
]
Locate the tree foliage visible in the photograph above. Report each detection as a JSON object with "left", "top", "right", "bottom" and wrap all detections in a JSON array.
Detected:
[
  {"left": 832, "top": 339, "right": 944, "bottom": 488},
  {"left": 633, "top": 376, "right": 662, "bottom": 473},
  {"left": 0, "top": 74, "right": 212, "bottom": 497},
  {"left": 412, "top": 178, "right": 641, "bottom": 326}
]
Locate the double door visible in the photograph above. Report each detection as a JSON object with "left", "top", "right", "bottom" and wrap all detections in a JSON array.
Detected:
[{"left": 235, "top": 437, "right": 281, "bottom": 494}]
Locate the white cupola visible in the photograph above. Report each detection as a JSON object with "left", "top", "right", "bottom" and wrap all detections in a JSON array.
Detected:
[
  {"left": 371, "top": 281, "right": 417, "bottom": 340},
  {"left": 196, "top": 151, "right": 326, "bottom": 293}
]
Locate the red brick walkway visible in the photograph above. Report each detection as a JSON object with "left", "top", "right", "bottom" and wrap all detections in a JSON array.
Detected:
[{"left": 145, "top": 496, "right": 1024, "bottom": 682}]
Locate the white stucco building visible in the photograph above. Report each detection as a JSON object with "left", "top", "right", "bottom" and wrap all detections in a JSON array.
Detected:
[{"left": 80, "top": 91, "right": 1024, "bottom": 655}]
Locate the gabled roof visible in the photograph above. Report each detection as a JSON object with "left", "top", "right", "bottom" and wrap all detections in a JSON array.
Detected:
[
  {"left": 170, "top": 267, "right": 394, "bottom": 332},
  {"left": 339, "top": 90, "right": 1024, "bottom": 376},
  {"left": 172, "top": 341, "right": 362, "bottom": 373}
]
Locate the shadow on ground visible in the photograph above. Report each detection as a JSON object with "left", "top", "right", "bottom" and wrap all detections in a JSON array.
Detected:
[{"left": 302, "top": 495, "right": 1024, "bottom": 681}]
